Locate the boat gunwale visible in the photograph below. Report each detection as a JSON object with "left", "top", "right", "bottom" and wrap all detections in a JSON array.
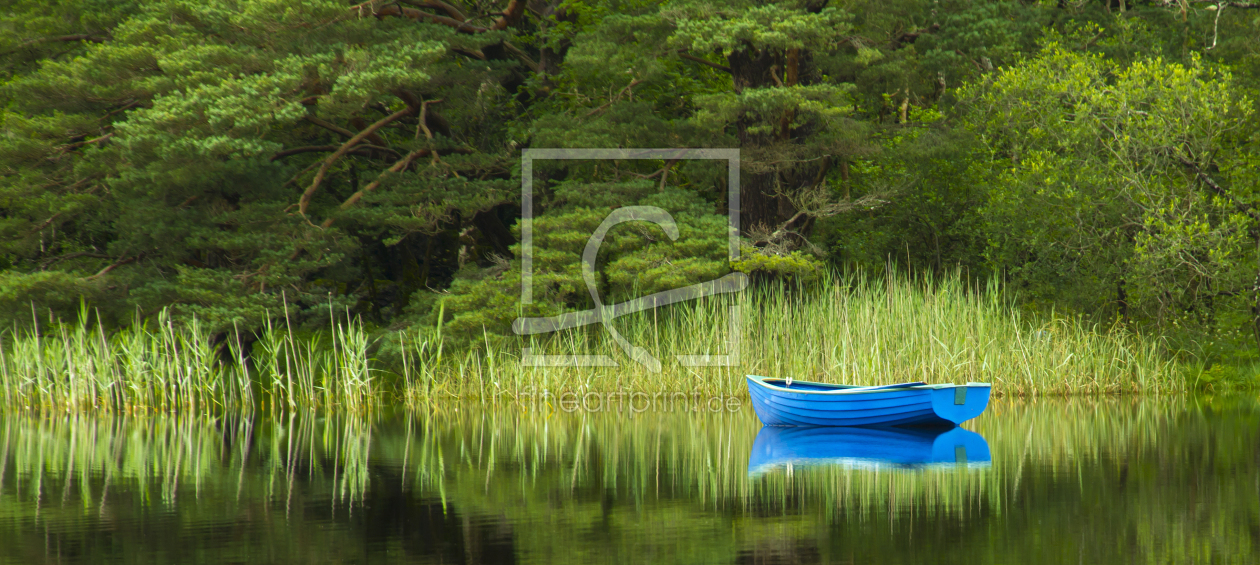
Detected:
[{"left": 747, "top": 374, "right": 991, "bottom": 396}]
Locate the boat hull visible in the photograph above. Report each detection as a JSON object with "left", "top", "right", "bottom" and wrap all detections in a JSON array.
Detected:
[{"left": 746, "top": 375, "right": 991, "bottom": 427}]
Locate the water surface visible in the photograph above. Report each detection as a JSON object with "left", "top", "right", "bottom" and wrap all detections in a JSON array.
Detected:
[{"left": 1, "top": 396, "right": 1257, "bottom": 564}]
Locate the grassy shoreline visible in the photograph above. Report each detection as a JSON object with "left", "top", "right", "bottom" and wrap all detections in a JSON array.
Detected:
[
  {"left": 397, "top": 270, "right": 1183, "bottom": 404},
  {"left": 0, "top": 271, "right": 1195, "bottom": 413}
]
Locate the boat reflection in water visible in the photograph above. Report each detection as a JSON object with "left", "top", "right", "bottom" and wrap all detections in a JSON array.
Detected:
[{"left": 748, "top": 425, "right": 991, "bottom": 475}]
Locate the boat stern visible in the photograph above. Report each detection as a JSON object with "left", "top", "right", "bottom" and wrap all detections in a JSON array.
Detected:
[{"left": 928, "top": 383, "right": 992, "bottom": 425}]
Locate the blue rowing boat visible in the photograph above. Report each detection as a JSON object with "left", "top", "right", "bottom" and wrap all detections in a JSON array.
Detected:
[
  {"left": 746, "top": 374, "right": 991, "bottom": 427},
  {"left": 747, "top": 425, "right": 991, "bottom": 475}
]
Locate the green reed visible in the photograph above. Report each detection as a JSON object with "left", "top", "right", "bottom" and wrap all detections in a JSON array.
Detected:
[
  {"left": 0, "top": 304, "right": 376, "bottom": 414},
  {"left": 0, "top": 270, "right": 1184, "bottom": 414},
  {"left": 0, "top": 307, "right": 241, "bottom": 414},
  {"left": 401, "top": 269, "right": 1181, "bottom": 402}
]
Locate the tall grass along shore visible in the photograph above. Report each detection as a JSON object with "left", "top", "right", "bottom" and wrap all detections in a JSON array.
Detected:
[{"left": 1, "top": 271, "right": 1183, "bottom": 413}]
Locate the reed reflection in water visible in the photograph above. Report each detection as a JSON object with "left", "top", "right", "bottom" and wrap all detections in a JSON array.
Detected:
[{"left": 0, "top": 396, "right": 1257, "bottom": 564}]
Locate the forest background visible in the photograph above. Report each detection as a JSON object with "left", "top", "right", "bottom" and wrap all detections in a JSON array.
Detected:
[{"left": 2, "top": 0, "right": 1259, "bottom": 378}]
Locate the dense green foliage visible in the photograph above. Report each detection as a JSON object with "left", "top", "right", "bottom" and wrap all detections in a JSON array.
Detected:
[{"left": 2, "top": 0, "right": 1259, "bottom": 363}]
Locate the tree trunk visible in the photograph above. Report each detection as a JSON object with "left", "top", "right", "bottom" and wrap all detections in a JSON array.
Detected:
[
  {"left": 1117, "top": 279, "right": 1129, "bottom": 325},
  {"left": 728, "top": 47, "right": 800, "bottom": 235}
]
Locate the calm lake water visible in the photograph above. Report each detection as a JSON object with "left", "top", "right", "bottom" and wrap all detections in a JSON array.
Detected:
[{"left": 1, "top": 396, "right": 1257, "bottom": 564}]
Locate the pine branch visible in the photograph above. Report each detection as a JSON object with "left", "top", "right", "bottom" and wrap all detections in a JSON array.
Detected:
[
  {"left": 367, "top": 0, "right": 526, "bottom": 32},
  {"left": 1, "top": 34, "right": 107, "bottom": 56},
  {"left": 584, "top": 78, "right": 644, "bottom": 117},
  {"left": 319, "top": 147, "right": 471, "bottom": 229},
  {"left": 298, "top": 106, "right": 413, "bottom": 216},
  {"left": 56, "top": 133, "right": 114, "bottom": 153},
  {"left": 271, "top": 144, "right": 401, "bottom": 161},
  {"left": 677, "top": 51, "right": 731, "bottom": 73},
  {"left": 451, "top": 47, "right": 487, "bottom": 60},
  {"left": 100, "top": 99, "right": 142, "bottom": 121},
  {"left": 85, "top": 255, "right": 137, "bottom": 280},
  {"left": 1186, "top": 0, "right": 1260, "bottom": 7},
  {"left": 491, "top": 0, "right": 528, "bottom": 30},
  {"left": 398, "top": 0, "right": 468, "bottom": 20},
  {"left": 273, "top": 145, "right": 340, "bottom": 160},
  {"left": 332, "top": 149, "right": 432, "bottom": 214},
  {"left": 304, "top": 115, "right": 355, "bottom": 138},
  {"left": 502, "top": 41, "right": 540, "bottom": 73},
  {"left": 39, "top": 251, "right": 113, "bottom": 270},
  {"left": 29, "top": 213, "right": 63, "bottom": 235},
  {"left": 376, "top": 4, "right": 487, "bottom": 32}
]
